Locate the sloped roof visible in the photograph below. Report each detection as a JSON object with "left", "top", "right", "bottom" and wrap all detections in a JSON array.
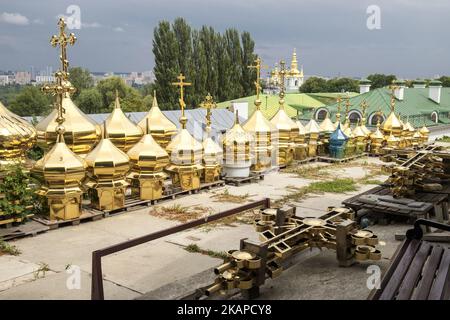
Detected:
[
  {"left": 25, "top": 108, "right": 240, "bottom": 141},
  {"left": 216, "top": 93, "right": 324, "bottom": 119},
  {"left": 323, "top": 87, "right": 450, "bottom": 127}
]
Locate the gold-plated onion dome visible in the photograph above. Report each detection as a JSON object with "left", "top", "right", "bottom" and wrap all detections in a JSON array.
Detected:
[
  {"left": 0, "top": 100, "right": 36, "bottom": 163},
  {"left": 382, "top": 111, "right": 403, "bottom": 135},
  {"left": 36, "top": 87, "right": 100, "bottom": 155},
  {"left": 296, "top": 120, "right": 306, "bottom": 136},
  {"left": 222, "top": 112, "right": 253, "bottom": 163},
  {"left": 84, "top": 126, "right": 130, "bottom": 210},
  {"left": 419, "top": 125, "right": 430, "bottom": 136},
  {"left": 127, "top": 119, "right": 169, "bottom": 200},
  {"left": 166, "top": 129, "right": 203, "bottom": 167},
  {"left": 103, "top": 91, "right": 143, "bottom": 152},
  {"left": 127, "top": 121, "right": 169, "bottom": 173},
  {"left": 270, "top": 107, "right": 299, "bottom": 141},
  {"left": 352, "top": 124, "right": 366, "bottom": 138},
  {"left": 32, "top": 128, "right": 86, "bottom": 220},
  {"left": 319, "top": 115, "right": 335, "bottom": 133},
  {"left": 405, "top": 121, "right": 415, "bottom": 133},
  {"left": 343, "top": 125, "right": 353, "bottom": 138},
  {"left": 305, "top": 119, "right": 321, "bottom": 134},
  {"left": 386, "top": 131, "right": 400, "bottom": 147},
  {"left": 370, "top": 125, "right": 385, "bottom": 141},
  {"left": 138, "top": 94, "right": 177, "bottom": 149}
]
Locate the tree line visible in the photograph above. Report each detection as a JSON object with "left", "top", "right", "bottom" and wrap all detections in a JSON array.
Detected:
[
  {"left": 299, "top": 74, "right": 450, "bottom": 93},
  {"left": 153, "top": 17, "right": 257, "bottom": 110}
]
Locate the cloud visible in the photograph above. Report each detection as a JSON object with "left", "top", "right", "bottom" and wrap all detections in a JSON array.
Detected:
[
  {"left": 0, "top": 12, "right": 30, "bottom": 26},
  {"left": 113, "top": 27, "right": 124, "bottom": 32},
  {"left": 32, "top": 19, "right": 44, "bottom": 25}
]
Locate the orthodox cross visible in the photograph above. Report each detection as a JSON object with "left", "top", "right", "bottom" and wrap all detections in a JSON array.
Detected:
[
  {"left": 361, "top": 100, "right": 368, "bottom": 124},
  {"left": 389, "top": 83, "right": 399, "bottom": 112},
  {"left": 248, "top": 57, "right": 267, "bottom": 109},
  {"left": 42, "top": 71, "right": 76, "bottom": 127},
  {"left": 50, "top": 18, "right": 77, "bottom": 79},
  {"left": 172, "top": 73, "right": 191, "bottom": 129},
  {"left": 345, "top": 96, "right": 351, "bottom": 123},
  {"left": 200, "top": 93, "right": 216, "bottom": 130},
  {"left": 376, "top": 109, "right": 383, "bottom": 126},
  {"left": 336, "top": 96, "right": 342, "bottom": 122},
  {"left": 278, "top": 60, "right": 287, "bottom": 108}
]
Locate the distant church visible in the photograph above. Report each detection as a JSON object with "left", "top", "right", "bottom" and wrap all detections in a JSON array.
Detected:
[{"left": 268, "top": 48, "right": 304, "bottom": 93}]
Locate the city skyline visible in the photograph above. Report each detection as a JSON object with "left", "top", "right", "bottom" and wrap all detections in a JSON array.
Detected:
[{"left": 1, "top": 0, "right": 449, "bottom": 79}]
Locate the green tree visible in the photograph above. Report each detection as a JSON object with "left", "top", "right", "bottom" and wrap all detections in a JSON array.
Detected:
[
  {"left": 75, "top": 88, "right": 103, "bottom": 114},
  {"left": 241, "top": 31, "right": 256, "bottom": 97},
  {"left": 438, "top": 76, "right": 450, "bottom": 87},
  {"left": 367, "top": 74, "right": 397, "bottom": 89},
  {"left": 96, "top": 77, "right": 145, "bottom": 112},
  {"left": 326, "top": 78, "right": 359, "bottom": 93},
  {"left": 224, "top": 29, "right": 244, "bottom": 99},
  {"left": 191, "top": 30, "right": 208, "bottom": 106},
  {"left": 68, "top": 67, "right": 94, "bottom": 98},
  {"left": 299, "top": 77, "right": 328, "bottom": 93},
  {"left": 9, "top": 86, "right": 51, "bottom": 116},
  {"left": 153, "top": 20, "right": 180, "bottom": 110}
]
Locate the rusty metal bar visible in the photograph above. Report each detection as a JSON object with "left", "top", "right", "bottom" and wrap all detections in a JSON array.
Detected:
[{"left": 91, "top": 198, "right": 270, "bottom": 300}]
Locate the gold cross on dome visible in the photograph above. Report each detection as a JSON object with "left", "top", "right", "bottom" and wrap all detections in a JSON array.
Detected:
[
  {"left": 200, "top": 93, "right": 216, "bottom": 129},
  {"left": 50, "top": 18, "right": 77, "bottom": 78},
  {"left": 172, "top": 73, "right": 191, "bottom": 128},
  {"left": 248, "top": 57, "right": 267, "bottom": 109}
]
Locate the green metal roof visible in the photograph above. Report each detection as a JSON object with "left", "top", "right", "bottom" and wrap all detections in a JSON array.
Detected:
[
  {"left": 216, "top": 93, "right": 324, "bottom": 119},
  {"left": 323, "top": 87, "right": 450, "bottom": 127}
]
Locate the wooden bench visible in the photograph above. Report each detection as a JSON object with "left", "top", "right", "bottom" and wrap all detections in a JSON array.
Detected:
[{"left": 369, "top": 219, "right": 450, "bottom": 300}]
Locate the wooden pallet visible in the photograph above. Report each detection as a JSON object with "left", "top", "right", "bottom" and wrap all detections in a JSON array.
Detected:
[
  {"left": 32, "top": 210, "right": 104, "bottom": 230},
  {"left": 292, "top": 157, "right": 318, "bottom": 165},
  {"left": 0, "top": 220, "right": 49, "bottom": 241},
  {"left": 88, "top": 180, "right": 227, "bottom": 216},
  {"left": 223, "top": 173, "right": 265, "bottom": 187},
  {"left": 0, "top": 214, "right": 34, "bottom": 229},
  {"left": 318, "top": 153, "right": 367, "bottom": 164},
  {"left": 343, "top": 185, "right": 448, "bottom": 226}
]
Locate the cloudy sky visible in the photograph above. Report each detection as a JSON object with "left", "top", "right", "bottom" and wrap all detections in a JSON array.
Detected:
[{"left": 0, "top": 0, "right": 449, "bottom": 78}]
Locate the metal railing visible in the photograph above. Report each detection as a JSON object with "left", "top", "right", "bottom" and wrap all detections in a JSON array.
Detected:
[{"left": 91, "top": 198, "right": 271, "bottom": 300}]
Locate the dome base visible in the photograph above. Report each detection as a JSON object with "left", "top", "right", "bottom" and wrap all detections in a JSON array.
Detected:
[{"left": 223, "top": 161, "right": 251, "bottom": 178}]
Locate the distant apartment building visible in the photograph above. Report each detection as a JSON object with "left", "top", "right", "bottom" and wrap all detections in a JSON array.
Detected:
[
  {"left": 14, "top": 71, "right": 32, "bottom": 85},
  {"left": 35, "top": 75, "right": 56, "bottom": 84},
  {"left": 0, "top": 74, "right": 14, "bottom": 86}
]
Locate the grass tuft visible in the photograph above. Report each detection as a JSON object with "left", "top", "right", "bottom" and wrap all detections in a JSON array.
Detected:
[
  {"left": 0, "top": 240, "right": 21, "bottom": 256},
  {"left": 184, "top": 243, "right": 228, "bottom": 260},
  {"left": 149, "top": 204, "right": 212, "bottom": 223},
  {"left": 210, "top": 188, "right": 250, "bottom": 204},
  {"left": 307, "top": 178, "right": 357, "bottom": 193}
]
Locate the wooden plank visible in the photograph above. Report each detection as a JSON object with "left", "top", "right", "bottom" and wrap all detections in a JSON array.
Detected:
[
  {"left": 412, "top": 245, "right": 444, "bottom": 300},
  {"left": 428, "top": 248, "right": 450, "bottom": 300},
  {"left": 379, "top": 240, "right": 421, "bottom": 300},
  {"left": 396, "top": 242, "right": 431, "bottom": 299}
]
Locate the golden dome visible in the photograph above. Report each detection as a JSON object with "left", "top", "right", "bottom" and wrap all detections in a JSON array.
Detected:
[
  {"left": 319, "top": 115, "right": 335, "bottom": 133},
  {"left": 0, "top": 100, "right": 36, "bottom": 162},
  {"left": 84, "top": 128, "right": 130, "bottom": 187},
  {"left": 270, "top": 107, "right": 299, "bottom": 140},
  {"left": 386, "top": 131, "right": 400, "bottom": 144},
  {"left": 343, "top": 126, "right": 353, "bottom": 138},
  {"left": 370, "top": 126, "right": 385, "bottom": 141},
  {"left": 32, "top": 130, "right": 86, "bottom": 197},
  {"left": 166, "top": 128, "right": 203, "bottom": 167},
  {"left": 405, "top": 121, "right": 415, "bottom": 132},
  {"left": 296, "top": 120, "right": 306, "bottom": 135},
  {"left": 36, "top": 91, "right": 100, "bottom": 155},
  {"left": 419, "top": 125, "right": 430, "bottom": 135},
  {"left": 413, "top": 131, "right": 422, "bottom": 139},
  {"left": 203, "top": 135, "right": 223, "bottom": 166},
  {"left": 305, "top": 119, "right": 321, "bottom": 134},
  {"left": 352, "top": 124, "right": 366, "bottom": 138},
  {"left": 382, "top": 111, "right": 403, "bottom": 134},
  {"left": 222, "top": 112, "right": 252, "bottom": 162},
  {"left": 288, "top": 48, "right": 301, "bottom": 76},
  {"left": 127, "top": 120, "right": 169, "bottom": 174},
  {"left": 243, "top": 109, "right": 275, "bottom": 135},
  {"left": 138, "top": 95, "right": 177, "bottom": 149},
  {"left": 103, "top": 92, "right": 143, "bottom": 152}
]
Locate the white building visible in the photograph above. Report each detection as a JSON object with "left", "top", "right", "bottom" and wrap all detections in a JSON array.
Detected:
[
  {"left": 35, "top": 75, "right": 56, "bottom": 84},
  {"left": 268, "top": 48, "right": 304, "bottom": 93},
  {"left": 14, "top": 71, "right": 32, "bottom": 85}
]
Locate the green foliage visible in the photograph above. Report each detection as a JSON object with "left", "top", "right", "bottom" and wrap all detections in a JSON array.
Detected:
[
  {"left": 68, "top": 67, "right": 94, "bottom": 98},
  {"left": 96, "top": 76, "right": 146, "bottom": 112},
  {"left": 184, "top": 243, "right": 228, "bottom": 260},
  {"left": 367, "top": 74, "right": 397, "bottom": 89},
  {"left": 8, "top": 86, "right": 52, "bottom": 116},
  {"left": 436, "top": 135, "right": 450, "bottom": 142},
  {"left": 0, "top": 84, "right": 23, "bottom": 106},
  {"left": 0, "top": 163, "right": 37, "bottom": 221},
  {"left": 75, "top": 87, "right": 103, "bottom": 114},
  {"left": 153, "top": 18, "right": 258, "bottom": 109},
  {"left": 307, "top": 178, "right": 357, "bottom": 193},
  {"left": 26, "top": 145, "right": 44, "bottom": 161},
  {"left": 300, "top": 77, "right": 358, "bottom": 93},
  {"left": 0, "top": 240, "right": 21, "bottom": 256},
  {"left": 438, "top": 76, "right": 450, "bottom": 87}
]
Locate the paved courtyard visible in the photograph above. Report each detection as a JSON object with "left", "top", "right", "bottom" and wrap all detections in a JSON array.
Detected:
[{"left": 0, "top": 157, "right": 409, "bottom": 300}]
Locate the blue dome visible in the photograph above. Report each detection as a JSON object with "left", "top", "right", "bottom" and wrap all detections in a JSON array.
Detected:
[{"left": 330, "top": 123, "right": 348, "bottom": 142}]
